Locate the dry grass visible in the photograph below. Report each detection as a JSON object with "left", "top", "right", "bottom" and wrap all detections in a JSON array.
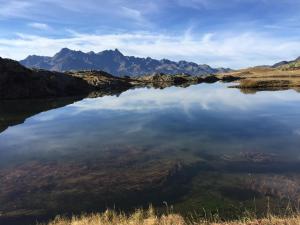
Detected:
[
  {"left": 218, "top": 67, "right": 300, "bottom": 79},
  {"left": 218, "top": 67, "right": 300, "bottom": 90},
  {"left": 43, "top": 207, "right": 300, "bottom": 225}
]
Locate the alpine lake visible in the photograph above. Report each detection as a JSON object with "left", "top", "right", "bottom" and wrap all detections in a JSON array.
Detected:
[{"left": 1, "top": 82, "right": 300, "bottom": 224}]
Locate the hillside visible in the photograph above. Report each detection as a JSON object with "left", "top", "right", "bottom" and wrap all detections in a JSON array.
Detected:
[
  {"left": 20, "top": 48, "right": 231, "bottom": 76},
  {"left": 218, "top": 63, "right": 300, "bottom": 92},
  {"left": 0, "top": 57, "right": 92, "bottom": 99},
  {"left": 272, "top": 57, "right": 300, "bottom": 70}
]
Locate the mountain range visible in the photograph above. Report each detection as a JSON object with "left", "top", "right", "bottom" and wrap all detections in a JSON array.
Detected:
[{"left": 20, "top": 48, "right": 231, "bottom": 76}]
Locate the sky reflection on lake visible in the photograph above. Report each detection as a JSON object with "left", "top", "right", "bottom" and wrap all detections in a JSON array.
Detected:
[{"left": 1, "top": 83, "right": 300, "bottom": 163}]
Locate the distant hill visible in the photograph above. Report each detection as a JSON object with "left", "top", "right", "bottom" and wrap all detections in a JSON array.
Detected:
[
  {"left": 20, "top": 48, "right": 231, "bottom": 76},
  {"left": 272, "top": 56, "right": 300, "bottom": 70}
]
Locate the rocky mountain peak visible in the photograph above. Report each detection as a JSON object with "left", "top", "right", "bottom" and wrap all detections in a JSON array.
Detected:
[
  {"left": 20, "top": 48, "right": 231, "bottom": 76},
  {"left": 57, "top": 47, "right": 72, "bottom": 54}
]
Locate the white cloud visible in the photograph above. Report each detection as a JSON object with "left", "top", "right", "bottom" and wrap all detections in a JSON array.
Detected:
[
  {"left": 28, "top": 22, "right": 50, "bottom": 30},
  {"left": 0, "top": 30, "right": 300, "bottom": 68}
]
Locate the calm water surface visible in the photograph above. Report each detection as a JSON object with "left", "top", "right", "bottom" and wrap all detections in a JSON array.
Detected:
[{"left": 1, "top": 82, "right": 300, "bottom": 224}]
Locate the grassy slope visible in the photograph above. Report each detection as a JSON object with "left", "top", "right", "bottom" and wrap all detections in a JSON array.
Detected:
[
  {"left": 44, "top": 208, "right": 300, "bottom": 225},
  {"left": 278, "top": 59, "right": 300, "bottom": 70},
  {"left": 218, "top": 67, "right": 300, "bottom": 90}
]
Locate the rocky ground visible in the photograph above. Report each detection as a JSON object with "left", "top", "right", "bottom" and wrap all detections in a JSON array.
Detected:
[{"left": 0, "top": 145, "right": 189, "bottom": 225}]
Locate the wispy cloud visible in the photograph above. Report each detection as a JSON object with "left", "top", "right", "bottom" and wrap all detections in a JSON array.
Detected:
[
  {"left": 28, "top": 22, "right": 50, "bottom": 30},
  {"left": 1, "top": 30, "right": 300, "bottom": 68},
  {"left": 0, "top": 1, "right": 32, "bottom": 18},
  {"left": 121, "top": 7, "right": 144, "bottom": 22},
  {"left": 0, "top": 0, "right": 155, "bottom": 28},
  {"left": 176, "top": 0, "right": 297, "bottom": 10}
]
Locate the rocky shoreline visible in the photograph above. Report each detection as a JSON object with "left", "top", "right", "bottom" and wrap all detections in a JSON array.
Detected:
[
  {"left": 2, "top": 57, "right": 300, "bottom": 100},
  {"left": 0, "top": 57, "right": 239, "bottom": 100}
]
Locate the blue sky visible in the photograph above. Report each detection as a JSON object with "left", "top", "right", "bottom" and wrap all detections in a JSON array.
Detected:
[{"left": 1, "top": 0, "right": 300, "bottom": 68}]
